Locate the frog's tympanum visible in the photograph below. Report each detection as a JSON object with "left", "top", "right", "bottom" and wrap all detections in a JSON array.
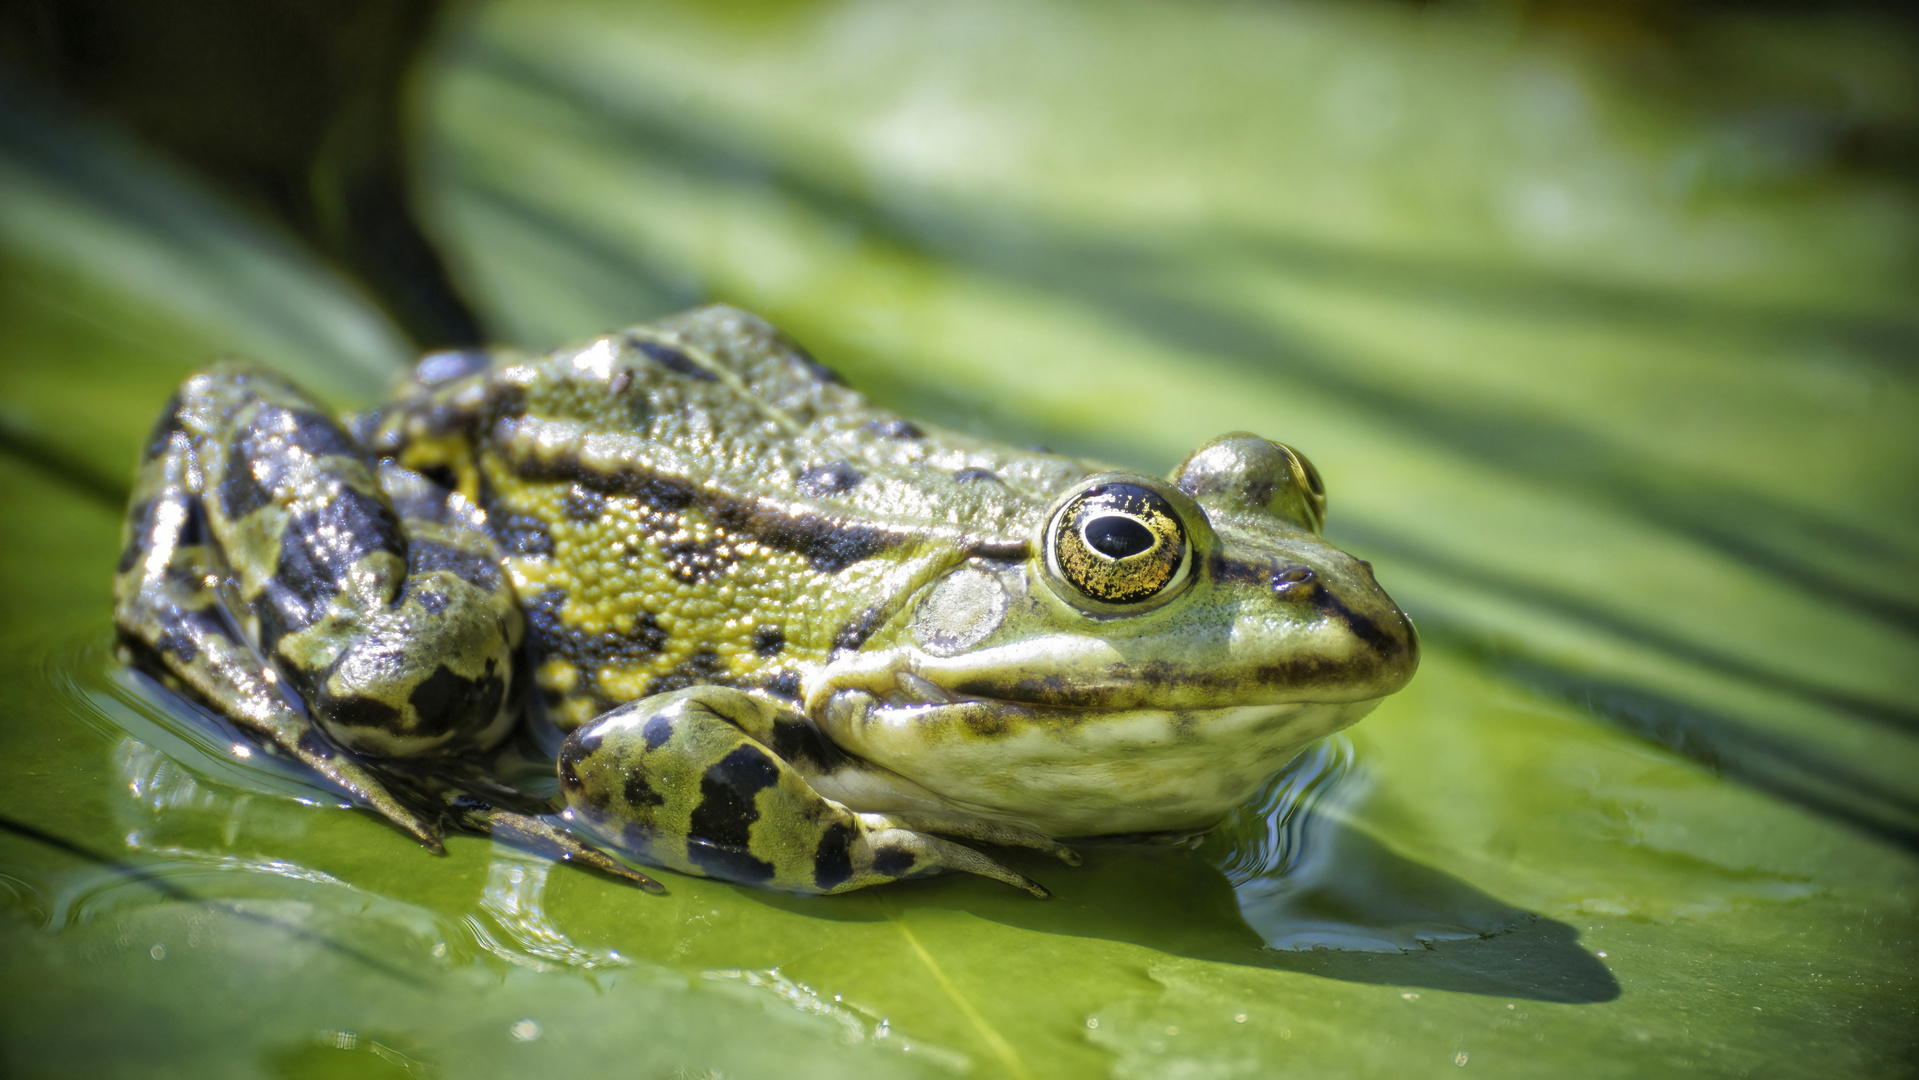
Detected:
[{"left": 115, "top": 306, "right": 1417, "bottom": 897}]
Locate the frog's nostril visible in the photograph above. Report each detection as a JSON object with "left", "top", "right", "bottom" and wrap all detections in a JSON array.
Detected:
[{"left": 1270, "top": 564, "right": 1316, "bottom": 597}]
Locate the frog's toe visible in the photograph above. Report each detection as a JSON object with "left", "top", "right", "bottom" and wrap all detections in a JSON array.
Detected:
[
  {"left": 856, "top": 818, "right": 1051, "bottom": 899},
  {"left": 479, "top": 806, "right": 667, "bottom": 893}
]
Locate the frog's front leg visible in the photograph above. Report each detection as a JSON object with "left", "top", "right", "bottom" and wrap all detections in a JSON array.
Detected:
[
  {"left": 558, "top": 687, "right": 1053, "bottom": 897},
  {"left": 114, "top": 366, "right": 519, "bottom": 850}
]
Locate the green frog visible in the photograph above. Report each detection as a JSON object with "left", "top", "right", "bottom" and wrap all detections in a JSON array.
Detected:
[{"left": 114, "top": 305, "right": 1417, "bottom": 897}]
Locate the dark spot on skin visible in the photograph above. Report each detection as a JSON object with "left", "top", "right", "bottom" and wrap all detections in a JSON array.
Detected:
[
  {"left": 295, "top": 729, "right": 335, "bottom": 760},
  {"left": 414, "top": 465, "right": 461, "bottom": 498},
  {"left": 417, "top": 588, "right": 449, "bottom": 616},
  {"left": 407, "top": 663, "right": 506, "bottom": 737},
  {"left": 525, "top": 588, "right": 668, "bottom": 667},
  {"left": 961, "top": 710, "right": 1010, "bottom": 737},
  {"left": 573, "top": 728, "right": 604, "bottom": 755},
  {"left": 411, "top": 539, "right": 503, "bottom": 592},
  {"left": 623, "top": 771, "right": 665, "bottom": 809},
  {"left": 865, "top": 419, "right": 922, "bottom": 440},
  {"left": 1207, "top": 552, "right": 1275, "bottom": 587},
  {"left": 644, "top": 651, "right": 729, "bottom": 697},
  {"left": 609, "top": 370, "right": 632, "bottom": 396},
  {"left": 798, "top": 462, "right": 865, "bottom": 498},
  {"left": 831, "top": 607, "right": 886, "bottom": 654},
  {"left": 175, "top": 497, "right": 209, "bottom": 547},
  {"left": 563, "top": 484, "right": 605, "bottom": 521},
  {"left": 871, "top": 845, "right": 916, "bottom": 878},
  {"left": 263, "top": 406, "right": 363, "bottom": 463},
  {"left": 140, "top": 395, "right": 185, "bottom": 462},
  {"left": 768, "top": 718, "right": 848, "bottom": 774},
  {"left": 725, "top": 507, "right": 893, "bottom": 574},
  {"left": 496, "top": 513, "right": 555, "bottom": 558},
  {"left": 951, "top": 467, "right": 1002, "bottom": 485},
  {"left": 415, "top": 349, "right": 491, "bottom": 386},
  {"left": 661, "top": 537, "right": 739, "bottom": 583},
  {"left": 270, "top": 485, "right": 405, "bottom": 618},
  {"left": 762, "top": 671, "right": 802, "bottom": 702},
  {"left": 154, "top": 629, "right": 196, "bottom": 664},
  {"left": 321, "top": 692, "right": 401, "bottom": 730},
  {"left": 642, "top": 713, "right": 673, "bottom": 750},
  {"left": 752, "top": 626, "right": 785, "bottom": 657},
  {"left": 686, "top": 745, "right": 782, "bottom": 884},
  {"left": 489, "top": 385, "right": 528, "bottom": 425},
  {"left": 813, "top": 821, "right": 855, "bottom": 890},
  {"left": 219, "top": 439, "right": 274, "bottom": 520},
  {"left": 631, "top": 339, "right": 717, "bottom": 381}
]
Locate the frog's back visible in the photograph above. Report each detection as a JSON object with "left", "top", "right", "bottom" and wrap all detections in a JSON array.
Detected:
[{"left": 363, "top": 305, "right": 1094, "bottom": 728}]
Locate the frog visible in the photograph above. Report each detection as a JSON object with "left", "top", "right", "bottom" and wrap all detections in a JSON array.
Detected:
[{"left": 113, "top": 304, "right": 1418, "bottom": 898}]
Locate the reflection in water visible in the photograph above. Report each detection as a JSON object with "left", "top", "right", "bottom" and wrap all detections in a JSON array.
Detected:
[
  {"left": 1203, "top": 737, "right": 1618, "bottom": 1002},
  {"left": 463, "top": 848, "right": 627, "bottom": 971},
  {"left": 1228, "top": 740, "right": 1527, "bottom": 951},
  {"left": 1212, "top": 736, "right": 1356, "bottom": 890},
  {"left": 1214, "top": 736, "right": 1529, "bottom": 951}
]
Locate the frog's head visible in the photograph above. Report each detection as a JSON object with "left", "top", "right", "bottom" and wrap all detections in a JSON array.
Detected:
[{"left": 811, "top": 433, "right": 1418, "bottom": 837}]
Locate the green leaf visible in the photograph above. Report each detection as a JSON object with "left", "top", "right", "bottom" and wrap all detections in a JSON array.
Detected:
[{"left": 3, "top": 2, "right": 1915, "bottom": 1077}]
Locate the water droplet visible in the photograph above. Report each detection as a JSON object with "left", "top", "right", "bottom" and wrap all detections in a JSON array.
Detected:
[
  {"left": 1234, "top": 1014, "right": 1247, "bottom": 1024},
  {"left": 149, "top": 944, "right": 165, "bottom": 960},
  {"left": 1596, "top": 951, "right": 1608, "bottom": 958},
  {"left": 1401, "top": 992, "right": 1420, "bottom": 1000},
  {"left": 1281, "top": 1028, "right": 1292, "bottom": 1040},
  {"left": 1455, "top": 1051, "right": 1470, "bottom": 1066},
  {"left": 510, "top": 1019, "right": 541, "bottom": 1042},
  {"left": 1086, "top": 1018, "right": 1099, "bottom": 1030},
  {"left": 431, "top": 942, "right": 447, "bottom": 958}
]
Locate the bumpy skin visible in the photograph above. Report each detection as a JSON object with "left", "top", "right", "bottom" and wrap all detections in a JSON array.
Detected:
[{"left": 115, "top": 304, "right": 1418, "bottom": 897}]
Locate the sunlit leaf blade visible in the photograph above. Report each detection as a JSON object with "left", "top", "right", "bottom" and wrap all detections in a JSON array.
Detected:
[{"left": 3, "top": 1, "right": 1917, "bottom": 1077}]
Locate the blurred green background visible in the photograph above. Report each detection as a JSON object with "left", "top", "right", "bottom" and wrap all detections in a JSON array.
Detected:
[{"left": 1, "top": 1, "right": 1914, "bottom": 1076}]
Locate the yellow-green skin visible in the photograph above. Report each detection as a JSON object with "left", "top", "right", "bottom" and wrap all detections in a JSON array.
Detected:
[{"left": 113, "top": 304, "right": 1417, "bottom": 897}]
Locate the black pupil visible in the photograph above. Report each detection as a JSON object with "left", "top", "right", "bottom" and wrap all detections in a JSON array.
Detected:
[{"left": 1083, "top": 515, "right": 1155, "bottom": 559}]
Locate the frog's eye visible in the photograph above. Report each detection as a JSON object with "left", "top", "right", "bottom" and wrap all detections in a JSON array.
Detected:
[{"left": 1047, "top": 483, "right": 1190, "bottom": 606}]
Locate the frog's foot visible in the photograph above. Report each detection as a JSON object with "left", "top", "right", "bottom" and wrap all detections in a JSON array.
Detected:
[
  {"left": 113, "top": 368, "right": 524, "bottom": 854},
  {"left": 555, "top": 687, "right": 1050, "bottom": 898},
  {"left": 111, "top": 455, "right": 447, "bottom": 850}
]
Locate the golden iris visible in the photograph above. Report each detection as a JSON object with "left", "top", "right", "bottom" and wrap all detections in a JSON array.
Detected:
[{"left": 1049, "top": 484, "right": 1187, "bottom": 605}]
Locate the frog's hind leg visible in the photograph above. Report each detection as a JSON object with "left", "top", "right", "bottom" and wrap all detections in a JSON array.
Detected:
[
  {"left": 112, "top": 394, "right": 447, "bottom": 850},
  {"left": 556, "top": 687, "right": 1050, "bottom": 898}
]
